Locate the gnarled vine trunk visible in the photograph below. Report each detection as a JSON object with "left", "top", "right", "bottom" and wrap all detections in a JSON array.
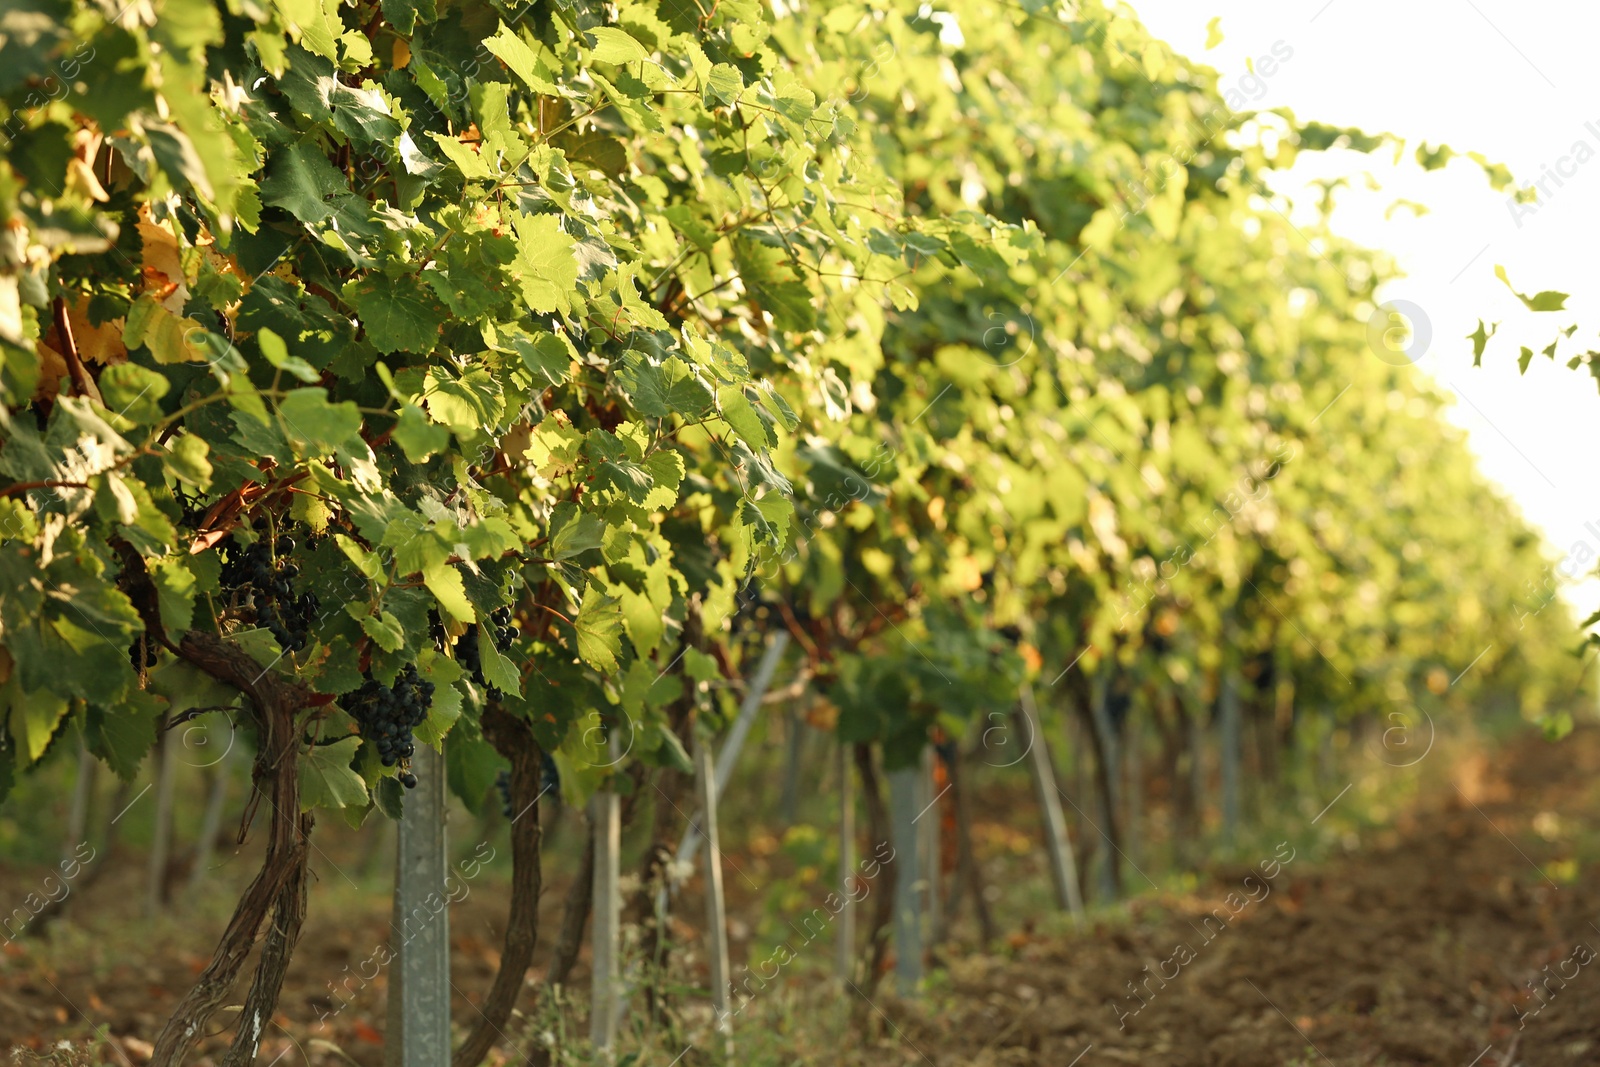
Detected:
[{"left": 151, "top": 630, "right": 314, "bottom": 1067}]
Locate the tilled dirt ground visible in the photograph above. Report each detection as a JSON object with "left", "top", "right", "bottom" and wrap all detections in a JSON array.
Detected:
[
  {"left": 877, "top": 729, "right": 1600, "bottom": 1066},
  {"left": 3, "top": 727, "right": 1599, "bottom": 1066}
]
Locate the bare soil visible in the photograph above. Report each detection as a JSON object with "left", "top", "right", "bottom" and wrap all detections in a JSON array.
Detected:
[{"left": 3, "top": 727, "right": 1598, "bottom": 1066}]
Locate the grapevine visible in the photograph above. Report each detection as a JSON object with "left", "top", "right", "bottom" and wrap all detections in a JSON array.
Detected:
[{"left": 0, "top": 0, "right": 1582, "bottom": 1061}]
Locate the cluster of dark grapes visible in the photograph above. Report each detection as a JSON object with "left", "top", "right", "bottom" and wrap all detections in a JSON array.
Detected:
[
  {"left": 344, "top": 663, "right": 435, "bottom": 789},
  {"left": 220, "top": 535, "right": 319, "bottom": 652},
  {"left": 454, "top": 606, "right": 517, "bottom": 697}
]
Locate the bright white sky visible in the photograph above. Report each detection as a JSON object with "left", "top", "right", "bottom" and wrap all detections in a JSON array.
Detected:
[{"left": 1126, "top": 0, "right": 1600, "bottom": 621}]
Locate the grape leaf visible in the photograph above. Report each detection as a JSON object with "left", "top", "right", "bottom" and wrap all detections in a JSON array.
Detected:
[
  {"left": 300, "top": 736, "right": 370, "bottom": 811},
  {"left": 548, "top": 503, "right": 608, "bottom": 559},
  {"left": 510, "top": 213, "right": 579, "bottom": 315},
  {"left": 260, "top": 141, "right": 348, "bottom": 224},
  {"left": 483, "top": 25, "right": 561, "bottom": 95},
  {"left": 476, "top": 625, "right": 522, "bottom": 695},
  {"left": 585, "top": 26, "right": 649, "bottom": 65},
  {"left": 733, "top": 237, "right": 815, "bottom": 332},
  {"left": 573, "top": 584, "right": 625, "bottom": 672},
  {"left": 342, "top": 274, "right": 447, "bottom": 354}
]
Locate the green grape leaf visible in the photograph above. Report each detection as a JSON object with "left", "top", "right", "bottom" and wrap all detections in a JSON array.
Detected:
[
  {"left": 414, "top": 682, "right": 463, "bottom": 746},
  {"left": 618, "top": 355, "right": 714, "bottom": 418},
  {"left": 1495, "top": 264, "right": 1569, "bottom": 312},
  {"left": 717, "top": 385, "right": 774, "bottom": 449},
  {"left": 548, "top": 503, "right": 608, "bottom": 559},
  {"left": 355, "top": 608, "right": 407, "bottom": 652},
  {"left": 7, "top": 683, "right": 67, "bottom": 764},
  {"left": 476, "top": 626, "right": 522, "bottom": 695},
  {"left": 380, "top": 0, "right": 437, "bottom": 36},
  {"left": 507, "top": 330, "right": 574, "bottom": 389},
  {"left": 585, "top": 26, "right": 649, "bottom": 65},
  {"left": 483, "top": 25, "right": 561, "bottom": 94},
  {"left": 1469, "top": 319, "right": 1499, "bottom": 366},
  {"left": 422, "top": 365, "right": 503, "bottom": 434},
  {"left": 392, "top": 403, "right": 450, "bottom": 462},
  {"left": 260, "top": 141, "right": 348, "bottom": 224},
  {"left": 703, "top": 63, "right": 744, "bottom": 107},
  {"left": 123, "top": 298, "right": 209, "bottom": 364},
  {"left": 300, "top": 736, "right": 370, "bottom": 811},
  {"left": 510, "top": 213, "right": 579, "bottom": 315},
  {"left": 423, "top": 561, "right": 476, "bottom": 623},
  {"left": 733, "top": 237, "right": 815, "bottom": 332},
  {"left": 256, "top": 326, "right": 322, "bottom": 383},
  {"left": 643, "top": 718, "right": 693, "bottom": 773},
  {"left": 342, "top": 274, "right": 447, "bottom": 355},
  {"left": 84, "top": 694, "right": 162, "bottom": 780},
  {"left": 573, "top": 584, "right": 625, "bottom": 672},
  {"left": 445, "top": 726, "right": 505, "bottom": 811},
  {"left": 149, "top": 556, "right": 198, "bottom": 633},
  {"left": 427, "top": 130, "right": 496, "bottom": 179},
  {"left": 99, "top": 364, "right": 171, "bottom": 424}
]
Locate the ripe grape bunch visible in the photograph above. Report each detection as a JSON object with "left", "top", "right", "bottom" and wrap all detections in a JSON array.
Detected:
[
  {"left": 455, "top": 606, "right": 518, "bottom": 698},
  {"left": 345, "top": 663, "right": 435, "bottom": 790},
  {"left": 220, "top": 534, "right": 319, "bottom": 653}
]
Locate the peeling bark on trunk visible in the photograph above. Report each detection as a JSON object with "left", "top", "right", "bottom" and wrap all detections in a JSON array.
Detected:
[
  {"left": 221, "top": 810, "right": 313, "bottom": 1067},
  {"left": 150, "top": 630, "right": 314, "bottom": 1067}
]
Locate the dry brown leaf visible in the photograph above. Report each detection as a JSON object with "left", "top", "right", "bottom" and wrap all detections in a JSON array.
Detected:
[
  {"left": 138, "top": 203, "right": 190, "bottom": 313},
  {"left": 32, "top": 341, "right": 69, "bottom": 401},
  {"left": 66, "top": 296, "right": 126, "bottom": 365}
]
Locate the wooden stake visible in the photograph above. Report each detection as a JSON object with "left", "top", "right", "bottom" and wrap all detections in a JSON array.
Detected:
[
  {"left": 1088, "top": 669, "right": 1121, "bottom": 900},
  {"left": 1019, "top": 684, "right": 1084, "bottom": 919},
  {"left": 694, "top": 728, "right": 733, "bottom": 1048},
  {"left": 1219, "top": 669, "right": 1242, "bottom": 846},
  {"left": 919, "top": 746, "right": 939, "bottom": 940},
  {"left": 780, "top": 708, "right": 803, "bottom": 824},
  {"left": 835, "top": 740, "right": 855, "bottom": 984},
  {"left": 1187, "top": 694, "right": 1206, "bottom": 850},
  {"left": 590, "top": 735, "right": 622, "bottom": 1057},
  {"left": 887, "top": 765, "right": 922, "bottom": 995},
  {"left": 676, "top": 632, "right": 788, "bottom": 866},
  {"left": 64, "top": 739, "right": 95, "bottom": 865},
  {"left": 388, "top": 743, "right": 450, "bottom": 1067},
  {"left": 186, "top": 741, "right": 236, "bottom": 895},
  {"left": 1125, "top": 701, "right": 1142, "bottom": 867}
]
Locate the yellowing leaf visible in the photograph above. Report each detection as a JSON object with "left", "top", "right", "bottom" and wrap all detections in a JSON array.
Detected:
[
  {"left": 124, "top": 296, "right": 210, "bottom": 363},
  {"left": 423, "top": 561, "right": 476, "bottom": 622},
  {"left": 585, "top": 26, "right": 649, "bottom": 65}
]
